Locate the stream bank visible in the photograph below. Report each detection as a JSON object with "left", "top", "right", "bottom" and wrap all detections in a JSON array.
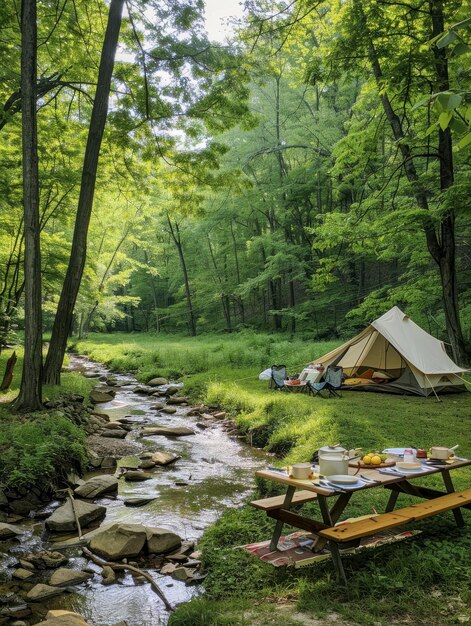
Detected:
[{"left": 0, "top": 354, "right": 268, "bottom": 626}]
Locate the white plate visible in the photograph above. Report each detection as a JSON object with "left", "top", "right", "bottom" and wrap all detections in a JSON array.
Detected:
[
  {"left": 396, "top": 466, "right": 424, "bottom": 474},
  {"left": 325, "top": 474, "right": 358, "bottom": 484},
  {"left": 383, "top": 448, "right": 416, "bottom": 456}
]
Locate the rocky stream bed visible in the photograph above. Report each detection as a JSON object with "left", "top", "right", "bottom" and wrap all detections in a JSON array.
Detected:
[{"left": 0, "top": 355, "right": 267, "bottom": 626}]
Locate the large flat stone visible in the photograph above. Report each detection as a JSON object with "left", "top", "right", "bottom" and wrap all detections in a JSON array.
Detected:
[
  {"left": 46, "top": 499, "right": 106, "bottom": 532},
  {"left": 142, "top": 427, "right": 195, "bottom": 437},
  {"left": 89, "top": 523, "right": 147, "bottom": 560},
  {"left": 36, "top": 610, "right": 90, "bottom": 625},
  {"left": 26, "top": 584, "right": 64, "bottom": 601},
  {"left": 151, "top": 452, "right": 180, "bottom": 466},
  {"left": 74, "top": 475, "right": 118, "bottom": 499},
  {"left": 90, "top": 390, "right": 114, "bottom": 403},
  {"left": 145, "top": 527, "right": 181, "bottom": 554},
  {"left": 0, "top": 523, "right": 24, "bottom": 540},
  {"left": 49, "top": 568, "right": 93, "bottom": 587}
]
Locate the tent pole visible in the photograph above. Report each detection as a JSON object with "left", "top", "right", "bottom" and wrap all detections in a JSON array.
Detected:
[{"left": 424, "top": 374, "right": 441, "bottom": 402}]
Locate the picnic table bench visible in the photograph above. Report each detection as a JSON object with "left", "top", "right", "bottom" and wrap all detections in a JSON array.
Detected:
[{"left": 252, "top": 459, "right": 471, "bottom": 585}]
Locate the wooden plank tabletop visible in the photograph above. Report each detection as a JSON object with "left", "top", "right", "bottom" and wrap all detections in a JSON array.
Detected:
[{"left": 256, "top": 458, "right": 471, "bottom": 496}]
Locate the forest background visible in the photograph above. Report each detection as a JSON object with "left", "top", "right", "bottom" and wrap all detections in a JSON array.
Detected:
[{"left": 0, "top": 0, "right": 470, "bottom": 408}]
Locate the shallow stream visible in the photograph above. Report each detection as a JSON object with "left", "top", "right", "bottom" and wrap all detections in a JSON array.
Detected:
[{"left": 2, "top": 354, "right": 268, "bottom": 626}]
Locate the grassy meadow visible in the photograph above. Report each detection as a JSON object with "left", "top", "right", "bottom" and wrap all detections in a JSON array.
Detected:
[{"left": 72, "top": 331, "right": 471, "bottom": 626}]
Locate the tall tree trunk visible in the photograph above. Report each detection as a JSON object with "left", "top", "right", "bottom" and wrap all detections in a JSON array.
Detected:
[
  {"left": 207, "top": 236, "right": 232, "bottom": 331},
  {"left": 427, "top": 0, "right": 468, "bottom": 364},
  {"left": 144, "top": 251, "right": 161, "bottom": 332},
  {"left": 230, "top": 222, "right": 245, "bottom": 323},
  {"left": 365, "top": 23, "right": 468, "bottom": 364},
  {"left": 166, "top": 215, "right": 196, "bottom": 336},
  {"left": 15, "top": 0, "right": 42, "bottom": 411},
  {"left": 43, "top": 0, "right": 125, "bottom": 384},
  {"left": 288, "top": 271, "right": 295, "bottom": 334}
]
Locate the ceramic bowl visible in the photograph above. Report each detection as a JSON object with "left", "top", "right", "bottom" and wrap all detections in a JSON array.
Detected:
[{"left": 290, "top": 463, "right": 312, "bottom": 479}]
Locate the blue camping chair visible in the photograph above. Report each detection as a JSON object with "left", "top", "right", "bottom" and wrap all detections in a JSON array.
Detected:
[
  {"left": 308, "top": 365, "right": 343, "bottom": 398},
  {"left": 269, "top": 364, "right": 287, "bottom": 391}
]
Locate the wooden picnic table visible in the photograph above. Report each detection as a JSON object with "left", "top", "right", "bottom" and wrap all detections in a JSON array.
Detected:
[{"left": 251, "top": 459, "right": 471, "bottom": 581}]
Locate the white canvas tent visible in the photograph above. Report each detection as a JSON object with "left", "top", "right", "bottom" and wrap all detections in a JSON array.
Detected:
[{"left": 314, "top": 306, "right": 468, "bottom": 396}]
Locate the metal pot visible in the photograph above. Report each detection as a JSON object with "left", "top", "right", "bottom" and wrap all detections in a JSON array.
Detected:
[{"left": 319, "top": 453, "right": 349, "bottom": 476}]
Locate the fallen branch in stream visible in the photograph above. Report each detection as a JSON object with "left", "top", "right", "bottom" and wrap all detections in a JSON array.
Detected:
[
  {"left": 67, "top": 488, "right": 83, "bottom": 539},
  {"left": 82, "top": 546, "right": 174, "bottom": 612}
]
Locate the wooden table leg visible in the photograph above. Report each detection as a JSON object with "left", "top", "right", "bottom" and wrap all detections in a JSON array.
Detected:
[
  {"left": 316, "top": 494, "right": 350, "bottom": 585},
  {"left": 442, "top": 470, "right": 465, "bottom": 528},
  {"left": 269, "top": 486, "right": 296, "bottom": 550},
  {"left": 313, "top": 492, "right": 352, "bottom": 551}
]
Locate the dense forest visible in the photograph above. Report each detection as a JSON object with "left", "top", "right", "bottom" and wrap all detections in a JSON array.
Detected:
[{"left": 0, "top": 0, "right": 470, "bottom": 408}]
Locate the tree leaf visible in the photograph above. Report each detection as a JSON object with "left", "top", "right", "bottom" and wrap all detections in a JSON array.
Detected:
[
  {"left": 451, "top": 42, "right": 471, "bottom": 57},
  {"left": 451, "top": 17, "right": 471, "bottom": 30},
  {"left": 425, "top": 122, "right": 439, "bottom": 137},
  {"left": 438, "top": 111, "right": 453, "bottom": 130},
  {"left": 448, "top": 116, "right": 468, "bottom": 134},
  {"left": 456, "top": 133, "right": 471, "bottom": 151},
  {"left": 435, "top": 31, "right": 458, "bottom": 49},
  {"left": 436, "top": 92, "right": 462, "bottom": 112}
]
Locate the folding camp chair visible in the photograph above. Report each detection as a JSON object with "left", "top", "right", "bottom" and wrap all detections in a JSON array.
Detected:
[
  {"left": 269, "top": 365, "right": 287, "bottom": 391},
  {"left": 308, "top": 365, "right": 343, "bottom": 398}
]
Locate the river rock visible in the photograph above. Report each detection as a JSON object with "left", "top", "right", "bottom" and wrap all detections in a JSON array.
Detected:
[
  {"left": 150, "top": 403, "right": 165, "bottom": 410},
  {"left": 36, "top": 610, "right": 90, "bottom": 625},
  {"left": 145, "top": 527, "right": 181, "bottom": 554},
  {"left": 172, "top": 566, "right": 193, "bottom": 581},
  {"left": 0, "top": 605, "right": 31, "bottom": 619},
  {"left": 46, "top": 499, "right": 106, "bottom": 532},
  {"left": 26, "top": 584, "right": 64, "bottom": 601},
  {"left": 123, "top": 497, "right": 156, "bottom": 507},
  {"left": 102, "top": 422, "right": 125, "bottom": 430},
  {"left": 89, "top": 523, "right": 147, "bottom": 560},
  {"left": 142, "top": 427, "right": 194, "bottom": 437},
  {"left": 0, "top": 523, "right": 23, "bottom": 539},
  {"left": 138, "top": 460, "right": 156, "bottom": 469},
  {"left": 134, "top": 386, "right": 153, "bottom": 395},
  {"left": 160, "top": 563, "right": 177, "bottom": 575},
  {"left": 90, "top": 390, "right": 114, "bottom": 403},
  {"left": 24, "top": 550, "right": 68, "bottom": 569},
  {"left": 100, "top": 429, "right": 128, "bottom": 439},
  {"left": 49, "top": 568, "right": 93, "bottom": 587},
  {"left": 101, "top": 565, "right": 116, "bottom": 585},
  {"left": 151, "top": 452, "right": 180, "bottom": 466},
  {"left": 165, "top": 385, "right": 180, "bottom": 396},
  {"left": 123, "top": 471, "right": 152, "bottom": 482},
  {"left": 12, "top": 568, "right": 34, "bottom": 581},
  {"left": 161, "top": 406, "right": 177, "bottom": 414},
  {"left": 84, "top": 371, "right": 100, "bottom": 378},
  {"left": 147, "top": 377, "right": 168, "bottom": 386},
  {"left": 74, "top": 475, "right": 118, "bottom": 499},
  {"left": 166, "top": 396, "right": 188, "bottom": 404}
]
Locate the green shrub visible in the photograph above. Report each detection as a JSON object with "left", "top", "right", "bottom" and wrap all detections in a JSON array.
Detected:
[{"left": 0, "top": 413, "right": 88, "bottom": 490}]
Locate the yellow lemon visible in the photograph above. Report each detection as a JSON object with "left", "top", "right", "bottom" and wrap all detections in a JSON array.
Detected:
[
  {"left": 362, "top": 455, "right": 372, "bottom": 464},
  {"left": 370, "top": 455, "right": 382, "bottom": 465}
]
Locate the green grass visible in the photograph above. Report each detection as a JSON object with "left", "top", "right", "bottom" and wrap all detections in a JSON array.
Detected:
[{"left": 66, "top": 332, "right": 471, "bottom": 624}]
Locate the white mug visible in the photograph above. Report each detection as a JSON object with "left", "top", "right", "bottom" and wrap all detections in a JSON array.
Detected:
[
  {"left": 431, "top": 445, "right": 458, "bottom": 460},
  {"left": 290, "top": 463, "right": 312, "bottom": 479}
]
